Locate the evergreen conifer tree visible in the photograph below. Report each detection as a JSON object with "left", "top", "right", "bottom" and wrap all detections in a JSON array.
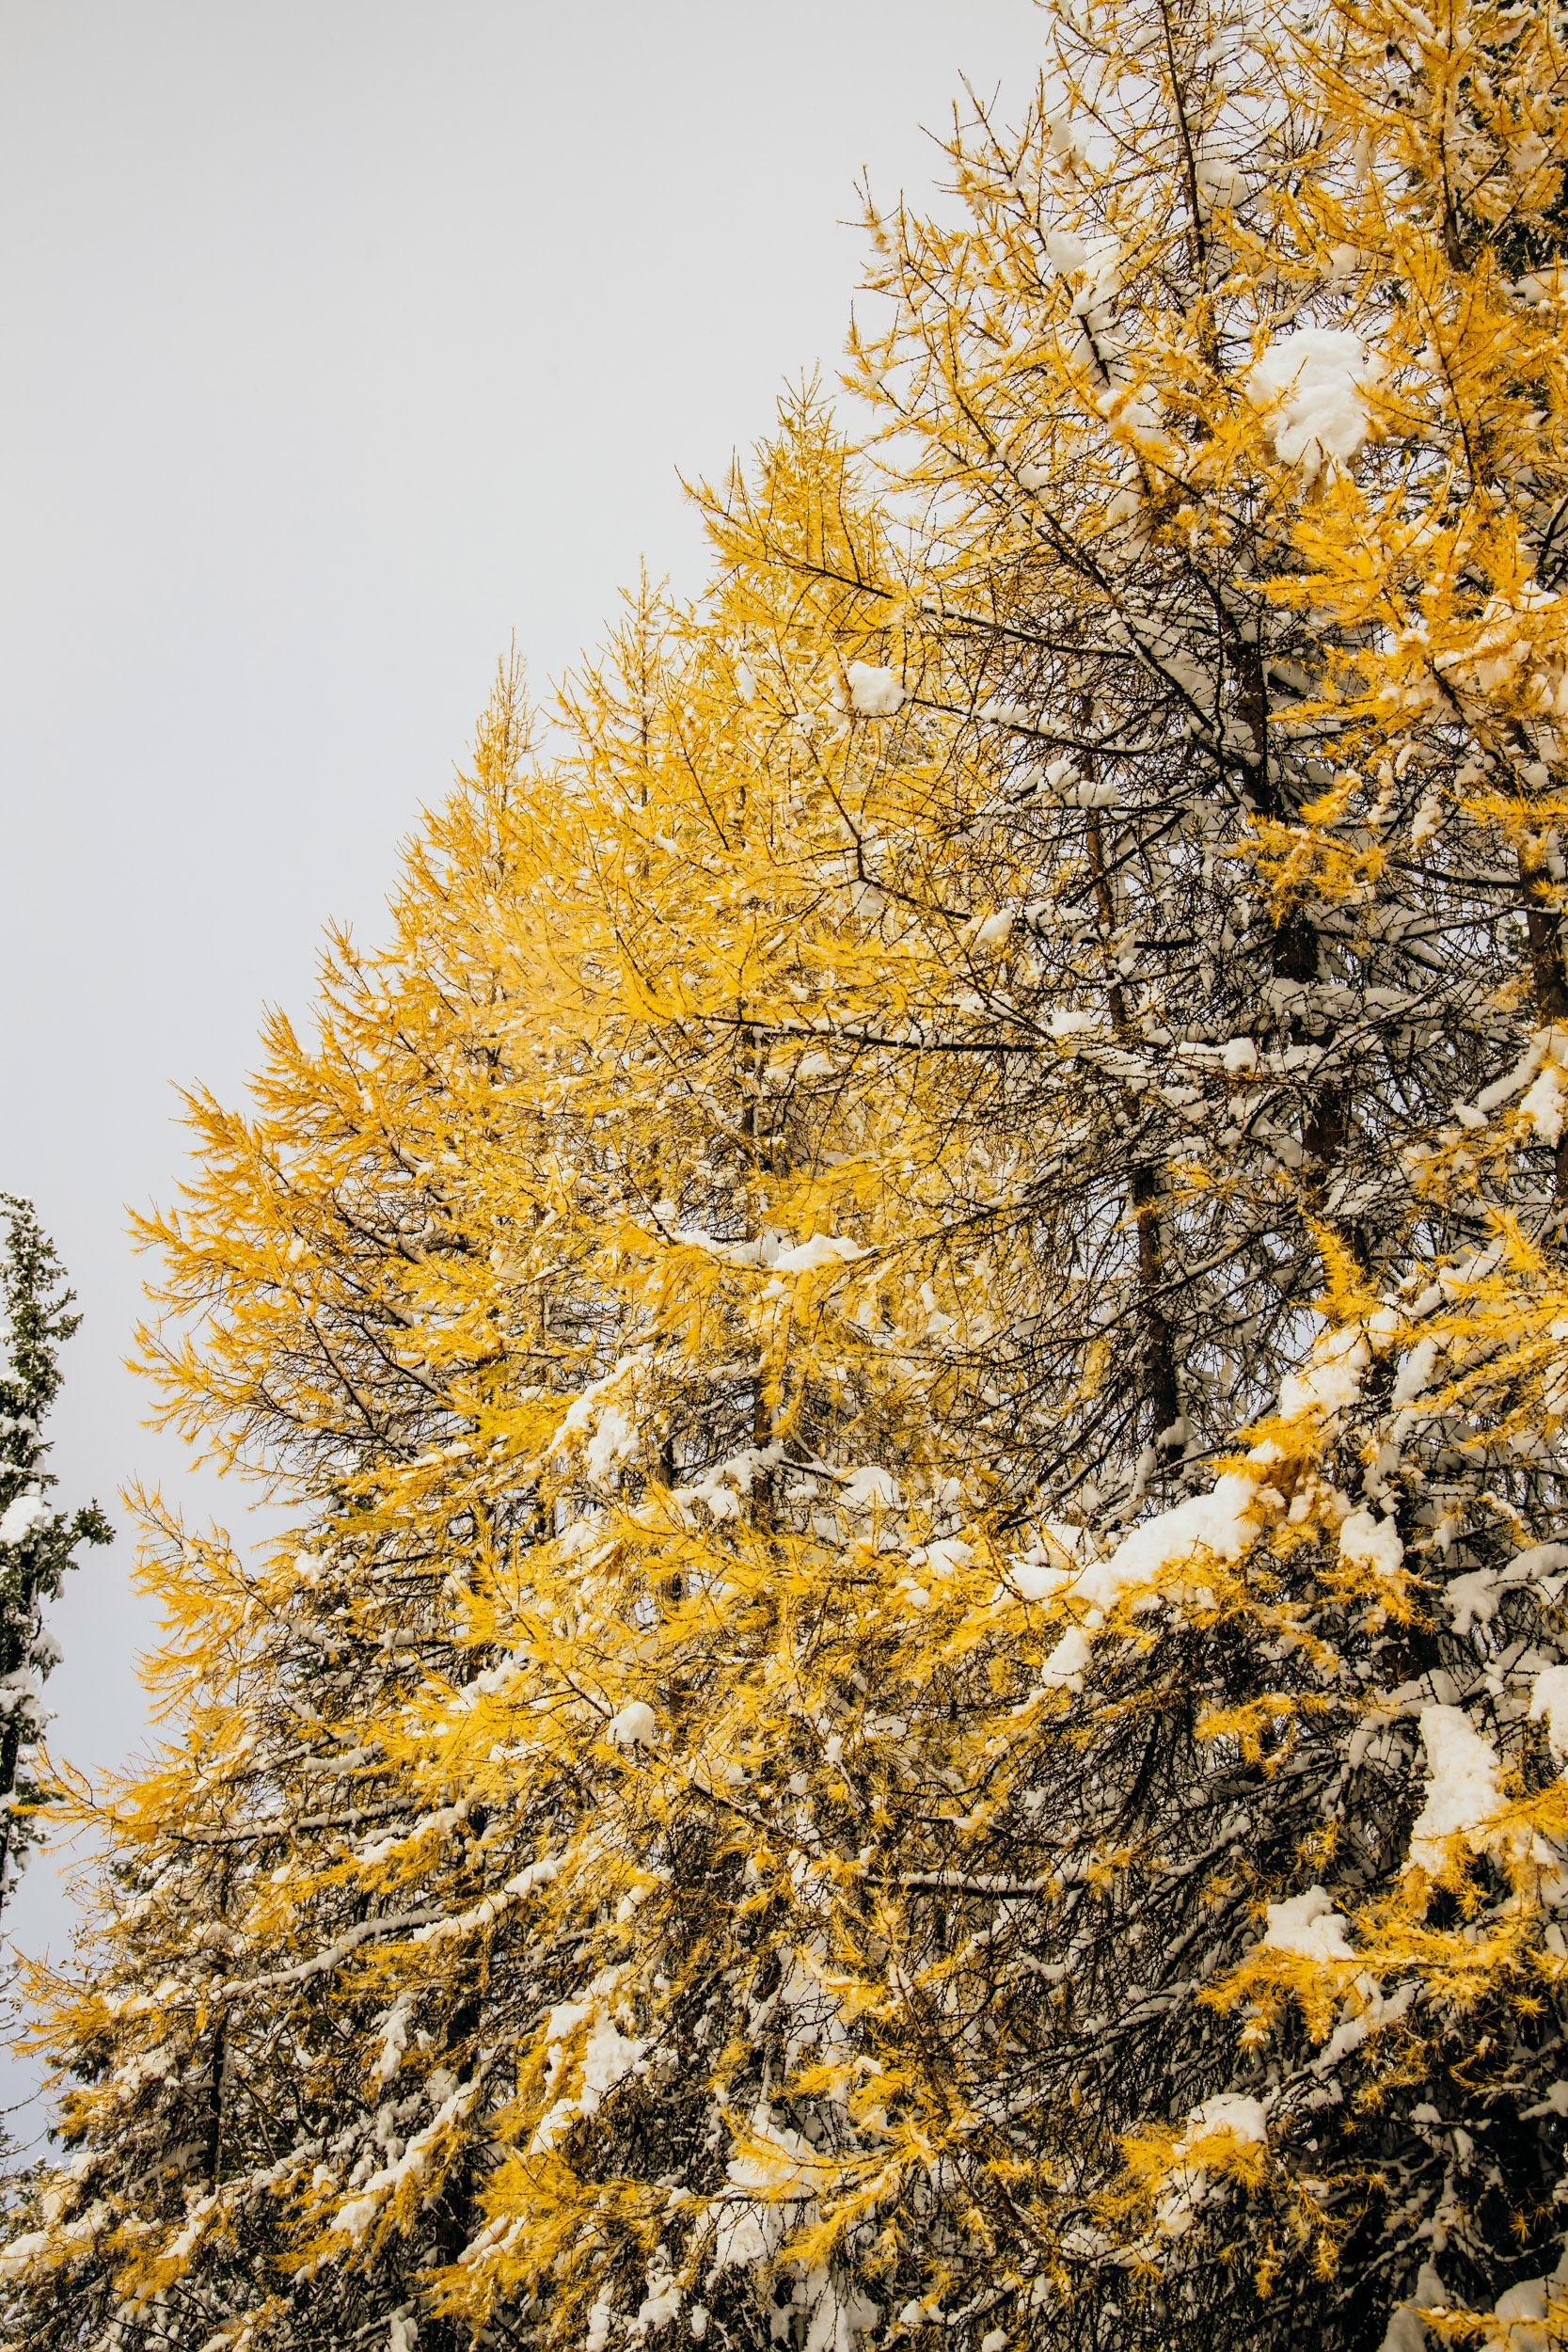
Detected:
[{"left": 0, "top": 1200, "right": 110, "bottom": 1919}]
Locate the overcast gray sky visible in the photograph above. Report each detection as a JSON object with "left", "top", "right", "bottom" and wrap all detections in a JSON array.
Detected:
[{"left": 0, "top": 0, "right": 1042, "bottom": 2127}]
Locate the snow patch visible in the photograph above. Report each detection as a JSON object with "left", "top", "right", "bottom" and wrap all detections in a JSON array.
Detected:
[
  {"left": 1528, "top": 1666, "right": 1568, "bottom": 1764},
  {"left": 846, "top": 662, "right": 905, "bottom": 718},
  {"left": 0, "top": 1492, "right": 50, "bottom": 1548},
  {"left": 1278, "top": 1326, "right": 1368, "bottom": 1419},
  {"left": 530, "top": 1973, "right": 648, "bottom": 2155},
  {"left": 1408, "top": 1706, "right": 1512, "bottom": 1873},
  {"left": 1157, "top": 2094, "right": 1267, "bottom": 2237},
  {"left": 675, "top": 1227, "right": 862, "bottom": 1273},
  {"left": 1247, "top": 327, "right": 1382, "bottom": 477},
  {"left": 671, "top": 1441, "right": 784, "bottom": 1525},
  {"left": 1262, "top": 1884, "right": 1354, "bottom": 1962},
  {"left": 1446, "top": 1570, "right": 1499, "bottom": 1636},
  {"left": 1009, "top": 1521, "right": 1093, "bottom": 1602},
  {"left": 769, "top": 1233, "right": 866, "bottom": 1274},
  {"left": 1487, "top": 2274, "right": 1566, "bottom": 2352},
  {"left": 1180, "top": 2092, "right": 1267, "bottom": 2149},
  {"left": 1037, "top": 1473, "right": 1261, "bottom": 1691},
  {"left": 707, "top": 2108, "right": 821, "bottom": 2280},
  {"left": 374, "top": 1993, "right": 415, "bottom": 2084},
  {"left": 334, "top": 2079, "right": 480, "bottom": 2246},
  {"left": 554, "top": 1356, "right": 646, "bottom": 1486},
  {"left": 1521, "top": 1062, "right": 1565, "bottom": 1145},
  {"left": 1378, "top": 2263, "right": 1449, "bottom": 2352},
  {"left": 1338, "top": 1509, "right": 1404, "bottom": 1580},
  {"left": 842, "top": 1466, "right": 901, "bottom": 1514}
]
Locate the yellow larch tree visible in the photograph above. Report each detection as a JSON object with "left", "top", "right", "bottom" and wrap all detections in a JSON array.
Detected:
[
  {"left": 0, "top": 537, "right": 1082, "bottom": 2352},
  {"left": 694, "top": 0, "right": 1568, "bottom": 2344}
]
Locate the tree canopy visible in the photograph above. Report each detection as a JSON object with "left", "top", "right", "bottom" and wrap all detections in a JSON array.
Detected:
[{"left": 6, "top": 3, "right": 1568, "bottom": 2349}]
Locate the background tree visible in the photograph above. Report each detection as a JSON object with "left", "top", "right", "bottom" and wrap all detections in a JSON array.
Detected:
[{"left": 0, "top": 1198, "right": 110, "bottom": 1919}]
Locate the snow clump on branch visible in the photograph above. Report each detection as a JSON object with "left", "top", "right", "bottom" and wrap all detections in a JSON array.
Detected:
[
  {"left": 845, "top": 661, "right": 905, "bottom": 717},
  {"left": 1246, "top": 326, "right": 1383, "bottom": 478}
]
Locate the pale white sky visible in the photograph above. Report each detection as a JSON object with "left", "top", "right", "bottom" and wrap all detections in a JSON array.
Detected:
[{"left": 0, "top": 0, "right": 1043, "bottom": 2128}]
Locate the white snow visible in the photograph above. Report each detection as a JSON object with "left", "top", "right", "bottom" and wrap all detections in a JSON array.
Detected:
[
  {"left": 1010, "top": 1559, "right": 1071, "bottom": 1601},
  {"left": 1528, "top": 1666, "right": 1568, "bottom": 1764},
  {"left": 374, "top": 1993, "right": 414, "bottom": 2083},
  {"left": 1178, "top": 2092, "right": 1267, "bottom": 2150},
  {"left": 671, "top": 1442, "right": 784, "bottom": 1525},
  {"left": 503, "top": 1854, "right": 561, "bottom": 1900},
  {"left": 914, "top": 1536, "right": 974, "bottom": 1581},
  {"left": 1488, "top": 2275, "right": 1565, "bottom": 2352},
  {"left": 1408, "top": 1706, "right": 1511, "bottom": 1873},
  {"left": 1194, "top": 151, "right": 1244, "bottom": 211},
  {"left": 1392, "top": 1337, "right": 1444, "bottom": 1407},
  {"left": 637, "top": 2276, "right": 682, "bottom": 2330},
  {"left": 530, "top": 1974, "right": 648, "bottom": 2155},
  {"left": 1521, "top": 1062, "right": 1566, "bottom": 1144},
  {"left": 1446, "top": 1570, "right": 1499, "bottom": 1636},
  {"left": 1261, "top": 1884, "right": 1354, "bottom": 1962},
  {"left": 1157, "top": 2094, "right": 1268, "bottom": 2238},
  {"left": 1411, "top": 790, "right": 1445, "bottom": 849},
  {"left": 1037, "top": 1627, "right": 1094, "bottom": 1692},
  {"left": 606, "top": 1701, "right": 657, "bottom": 1750},
  {"left": 674, "top": 1226, "right": 862, "bottom": 1273},
  {"left": 1095, "top": 385, "right": 1162, "bottom": 442},
  {"left": 1311, "top": 1968, "right": 1415, "bottom": 2071},
  {"left": 1009, "top": 1522, "right": 1095, "bottom": 1602},
  {"left": 1247, "top": 327, "right": 1382, "bottom": 477},
  {"left": 1221, "top": 1038, "right": 1258, "bottom": 1073},
  {"left": 1076, "top": 1474, "right": 1261, "bottom": 1602},
  {"left": 582, "top": 1404, "right": 637, "bottom": 1485},
  {"left": 1436, "top": 1237, "right": 1507, "bottom": 1302},
  {"left": 0, "top": 1492, "right": 50, "bottom": 1547},
  {"left": 1049, "top": 1009, "right": 1104, "bottom": 1041},
  {"left": 1277, "top": 1326, "right": 1369, "bottom": 1418},
  {"left": 842, "top": 1466, "right": 901, "bottom": 1513},
  {"left": 1037, "top": 1473, "right": 1261, "bottom": 1691},
  {"left": 768, "top": 1233, "right": 865, "bottom": 1273},
  {"left": 1338, "top": 1509, "right": 1404, "bottom": 1580},
  {"left": 706, "top": 2108, "right": 822, "bottom": 2282},
  {"left": 846, "top": 662, "right": 905, "bottom": 718},
  {"left": 554, "top": 1356, "right": 646, "bottom": 1485},
  {"left": 1378, "top": 2263, "right": 1449, "bottom": 2352},
  {"left": 1478, "top": 1032, "right": 1561, "bottom": 1114},
  {"left": 1510, "top": 1542, "right": 1568, "bottom": 1585},
  {"left": 334, "top": 2079, "right": 480, "bottom": 2245}
]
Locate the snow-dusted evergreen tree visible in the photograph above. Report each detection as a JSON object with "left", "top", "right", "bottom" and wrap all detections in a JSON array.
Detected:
[{"left": 0, "top": 1199, "right": 110, "bottom": 1917}]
